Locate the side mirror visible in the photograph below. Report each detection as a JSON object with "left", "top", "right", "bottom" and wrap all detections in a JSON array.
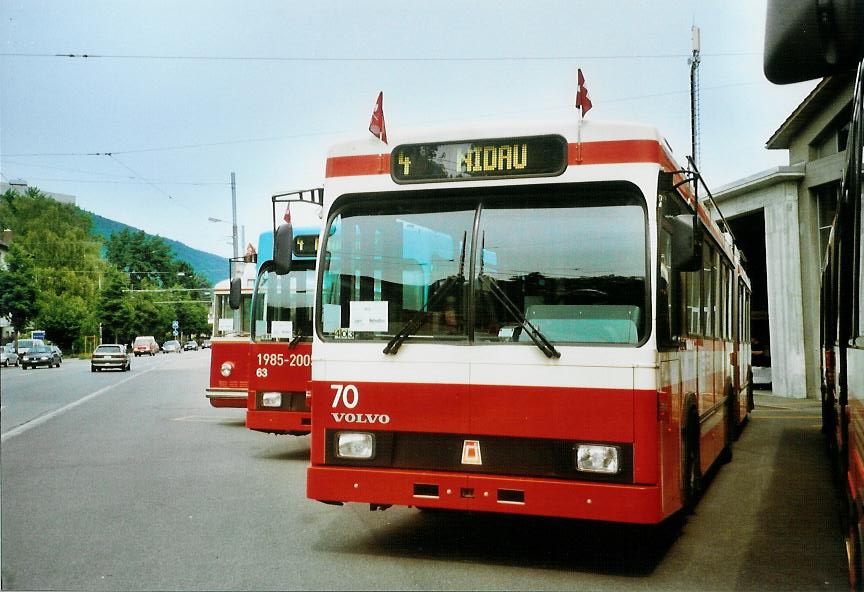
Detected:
[
  {"left": 229, "top": 277, "right": 242, "bottom": 310},
  {"left": 670, "top": 214, "right": 702, "bottom": 271},
  {"left": 272, "top": 223, "right": 294, "bottom": 276},
  {"left": 764, "top": 0, "right": 864, "bottom": 84}
]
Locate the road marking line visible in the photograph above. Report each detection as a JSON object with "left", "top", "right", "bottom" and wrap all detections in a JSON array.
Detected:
[{"left": 1, "top": 366, "right": 157, "bottom": 443}]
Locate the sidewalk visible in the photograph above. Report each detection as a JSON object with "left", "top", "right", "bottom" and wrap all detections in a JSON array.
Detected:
[{"left": 753, "top": 389, "right": 821, "bottom": 411}]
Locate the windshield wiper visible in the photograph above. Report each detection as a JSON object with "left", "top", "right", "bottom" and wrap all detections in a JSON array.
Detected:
[
  {"left": 383, "top": 231, "right": 467, "bottom": 355},
  {"left": 289, "top": 331, "right": 303, "bottom": 349},
  {"left": 477, "top": 272, "right": 561, "bottom": 359}
]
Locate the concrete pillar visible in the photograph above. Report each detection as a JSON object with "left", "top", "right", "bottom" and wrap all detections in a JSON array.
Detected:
[{"left": 763, "top": 185, "right": 808, "bottom": 398}]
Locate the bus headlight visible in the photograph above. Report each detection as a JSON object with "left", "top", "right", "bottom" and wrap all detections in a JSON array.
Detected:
[
  {"left": 335, "top": 432, "right": 375, "bottom": 459},
  {"left": 261, "top": 392, "right": 282, "bottom": 408},
  {"left": 220, "top": 362, "right": 234, "bottom": 378},
  {"left": 575, "top": 444, "right": 620, "bottom": 474}
]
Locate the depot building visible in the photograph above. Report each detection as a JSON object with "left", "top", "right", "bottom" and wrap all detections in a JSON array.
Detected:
[{"left": 711, "top": 69, "right": 855, "bottom": 399}]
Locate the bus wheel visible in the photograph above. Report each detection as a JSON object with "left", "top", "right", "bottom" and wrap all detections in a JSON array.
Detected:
[{"left": 682, "top": 408, "right": 702, "bottom": 513}]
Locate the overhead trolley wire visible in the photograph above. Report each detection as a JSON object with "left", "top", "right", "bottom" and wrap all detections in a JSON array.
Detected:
[{"left": 0, "top": 51, "right": 759, "bottom": 62}]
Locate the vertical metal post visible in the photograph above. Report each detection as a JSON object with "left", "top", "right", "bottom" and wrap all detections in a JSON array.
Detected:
[
  {"left": 230, "top": 172, "right": 241, "bottom": 333},
  {"left": 689, "top": 26, "right": 701, "bottom": 199},
  {"left": 98, "top": 273, "right": 103, "bottom": 344},
  {"left": 230, "top": 172, "right": 239, "bottom": 259}
]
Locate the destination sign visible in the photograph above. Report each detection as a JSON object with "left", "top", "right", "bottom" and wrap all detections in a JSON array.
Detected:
[
  {"left": 293, "top": 234, "right": 319, "bottom": 257},
  {"left": 391, "top": 135, "right": 567, "bottom": 183}
]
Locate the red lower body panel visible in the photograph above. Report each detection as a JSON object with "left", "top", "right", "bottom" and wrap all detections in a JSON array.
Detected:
[
  {"left": 246, "top": 409, "right": 311, "bottom": 435},
  {"left": 307, "top": 466, "right": 665, "bottom": 524}
]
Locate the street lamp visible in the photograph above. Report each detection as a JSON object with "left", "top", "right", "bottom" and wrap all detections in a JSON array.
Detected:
[{"left": 208, "top": 217, "right": 239, "bottom": 259}]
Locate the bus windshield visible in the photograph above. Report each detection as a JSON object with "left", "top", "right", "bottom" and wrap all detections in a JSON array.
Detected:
[
  {"left": 252, "top": 264, "right": 316, "bottom": 342},
  {"left": 320, "top": 182, "right": 648, "bottom": 346}
]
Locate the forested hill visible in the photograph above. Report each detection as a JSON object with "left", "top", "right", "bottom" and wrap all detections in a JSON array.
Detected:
[{"left": 89, "top": 213, "right": 225, "bottom": 286}]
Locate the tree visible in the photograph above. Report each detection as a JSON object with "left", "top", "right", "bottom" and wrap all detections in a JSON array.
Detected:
[
  {"left": 0, "top": 244, "right": 40, "bottom": 340},
  {"left": 39, "top": 293, "right": 88, "bottom": 351},
  {"left": 0, "top": 188, "right": 104, "bottom": 349},
  {"left": 0, "top": 187, "right": 215, "bottom": 349},
  {"left": 98, "top": 268, "right": 135, "bottom": 344},
  {"left": 105, "top": 229, "right": 175, "bottom": 289}
]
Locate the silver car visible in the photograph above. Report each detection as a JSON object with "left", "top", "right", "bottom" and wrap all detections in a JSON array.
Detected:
[
  {"left": 1, "top": 345, "right": 19, "bottom": 367},
  {"left": 162, "top": 340, "right": 182, "bottom": 354},
  {"left": 91, "top": 344, "right": 132, "bottom": 372}
]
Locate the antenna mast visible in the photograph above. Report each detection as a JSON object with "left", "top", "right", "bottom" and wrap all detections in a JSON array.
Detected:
[{"left": 689, "top": 26, "right": 701, "bottom": 197}]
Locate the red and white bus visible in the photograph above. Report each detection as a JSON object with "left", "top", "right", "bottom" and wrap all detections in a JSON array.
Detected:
[
  {"left": 764, "top": 0, "right": 864, "bottom": 584},
  {"left": 306, "top": 116, "right": 752, "bottom": 524},
  {"left": 206, "top": 255, "right": 257, "bottom": 409},
  {"left": 816, "top": 56, "right": 864, "bottom": 590},
  {"left": 245, "top": 190, "right": 321, "bottom": 435}
]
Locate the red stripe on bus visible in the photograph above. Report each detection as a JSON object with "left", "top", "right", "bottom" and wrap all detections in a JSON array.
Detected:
[
  {"left": 325, "top": 140, "right": 668, "bottom": 178},
  {"left": 325, "top": 154, "right": 391, "bottom": 178},
  {"left": 567, "top": 139, "right": 664, "bottom": 166}
]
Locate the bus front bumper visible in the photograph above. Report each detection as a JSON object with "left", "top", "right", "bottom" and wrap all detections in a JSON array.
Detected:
[
  {"left": 246, "top": 409, "right": 311, "bottom": 435},
  {"left": 205, "top": 388, "right": 247, "bottom": 409},
  {"left": 307, "top": 466, "right": 667, "bottom": 524}
]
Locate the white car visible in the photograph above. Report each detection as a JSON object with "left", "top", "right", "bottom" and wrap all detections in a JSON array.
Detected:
[{"left": 1, "top": 345, "right": 19, "bottom": 367}]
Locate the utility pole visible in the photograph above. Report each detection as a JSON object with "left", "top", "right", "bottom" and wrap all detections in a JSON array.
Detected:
[
  {"left": 98, "top": 273, "right": 103, "bottom": 345},
  {"left": 689, "top": 25, "right": 701, "bottom": 198},
  {"left": 230, "top": 172, "right": 239, "bottom": 259},
  {"left": 230, "top": 172, "right": 241, "bottom": 334}
]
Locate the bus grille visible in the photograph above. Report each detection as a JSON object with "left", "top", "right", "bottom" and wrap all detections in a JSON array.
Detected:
[{"left": 324, "top": 430, "right": 633, "bottom": 484}]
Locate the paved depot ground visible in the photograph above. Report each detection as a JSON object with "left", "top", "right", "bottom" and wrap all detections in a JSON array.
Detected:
[{"left": 0, "top": 360, "right": 850, "bottom": 590}]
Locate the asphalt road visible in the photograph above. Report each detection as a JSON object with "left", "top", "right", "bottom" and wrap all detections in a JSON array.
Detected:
[{"left": 0, "top": 353, "right": 850, "bottom": 590}]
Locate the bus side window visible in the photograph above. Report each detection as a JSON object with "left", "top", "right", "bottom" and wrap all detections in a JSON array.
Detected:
[
  {"left": 685, "top": 259, "right": 702, "bottom": 336},
  {"left": 657, "top": 226, "right": 681, "bottom": 347},
  {"left": 702, "top": 243, "right": 715, "bottom": 338},
  {"left": 658, "top": 190, "right": 695, "bottom": 341}
]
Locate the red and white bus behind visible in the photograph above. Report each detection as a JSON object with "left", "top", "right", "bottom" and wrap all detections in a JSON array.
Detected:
[
  {"left": 246, "top": 195, "right": 321, "bottom": 435},
  {"left": 206, "top": 255, "right": 257, "bottom": 409},
  {"left": 306, "top": 117, "right": 752, "bottom": 524}
]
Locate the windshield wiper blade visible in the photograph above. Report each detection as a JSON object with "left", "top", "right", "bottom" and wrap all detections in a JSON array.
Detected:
[
  {"left": 289, "top": 331, "right": 303, "bottom": 349},
  {"left": 384, "top": 231, "right": 467, "bottom": 355},
  {"left": 477, "top": 273, "right": 561, "bottom": 359}
]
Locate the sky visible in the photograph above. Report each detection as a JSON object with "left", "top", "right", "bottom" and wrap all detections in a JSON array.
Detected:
[{"left": 0, "top": 0, "right": 818, "bottom": 261}]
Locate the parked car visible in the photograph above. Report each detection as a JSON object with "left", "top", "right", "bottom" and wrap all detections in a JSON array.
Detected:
[
  {"left": 162, "top": 340, "right": 182, "bottom": 354},
  {"left": 183, "top": 340, "right": 198, "bottom": 351},
  {"left": 50, "top": 345, "right": 63, "bottom": 359},
  {"left": 20, "top": 345, "right": 61, "bottom": 369},
  {"left": 133, "top": 335, "right": 159, "bottom": 356},
  {"left": 91, "top": 344, "right": 131, "bottom": 372},
  {"left": 200, "top": 339, "right": 212, "bottom": 349},
  {"left": 1, "top": 344, "right": 19, "bottom": 367}
]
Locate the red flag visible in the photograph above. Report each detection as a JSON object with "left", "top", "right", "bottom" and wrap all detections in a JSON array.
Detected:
[
  {"left": 283, "top": 204, "right": 291, "bottom": 224},
  {"left": 369, "top": 91, "right": 388, "bottom": 144},
  {"left": 575, "top": 69, "right": 593, "bottom": 117}
]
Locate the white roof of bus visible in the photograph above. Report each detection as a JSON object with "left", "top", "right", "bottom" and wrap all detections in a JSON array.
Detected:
[
  {"left": 213, "top": 260, "right": 257, "bottom": 294},
  {"left": 327, "top": 117, "right": 671, "bottom": 158}
]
